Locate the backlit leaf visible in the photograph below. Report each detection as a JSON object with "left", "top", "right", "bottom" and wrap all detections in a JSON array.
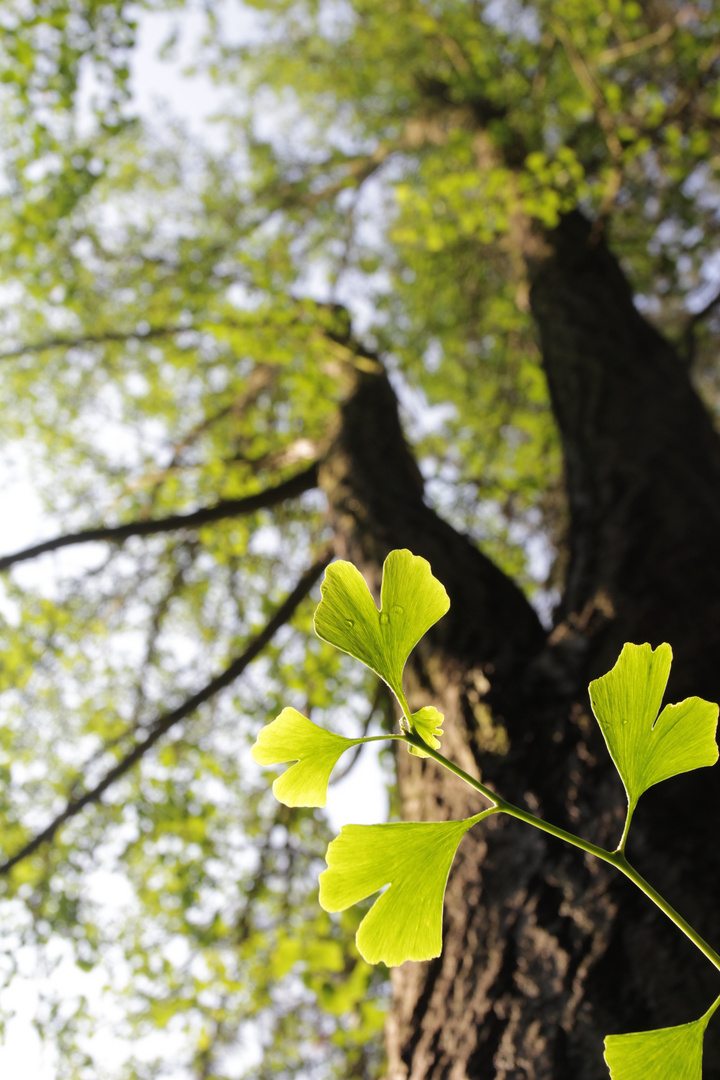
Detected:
[
  {"left": 604, "top": 1014, "right": 710, "bottom": 1080},
  {"left": 408, "top": 705, "right": 444, "bottom": 757},
  {"left": 319, "top": 814, "right": 485, "bottom": 965},
  {"left": 589, "top": 643, "right": 718, "bottom": 814},
  {"left": 251, "top": 708, "right": 361, "bottom": 807},
  {"left": 313, "top": 550, "right": 449, "bottom": 713}
]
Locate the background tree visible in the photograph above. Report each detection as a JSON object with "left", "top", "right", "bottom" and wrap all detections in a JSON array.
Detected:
[{"left": 0, "top": 0, "right": 719, "bottom": 1077}]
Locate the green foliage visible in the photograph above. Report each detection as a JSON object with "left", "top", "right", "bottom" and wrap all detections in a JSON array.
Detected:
[
  {"left": 407, "top": 705, "right": 444, "bottom": 758},
  {"left": 251, "top": 707, "right": 363, "bottom": 807},
  {"left": 604, "top": 1009, "right": 717, "bottom": 1080},
  {"left": 319, "top": 815, "right": 486, "bottom": 966},
  {"left": 589, "top": 643, "right": 719, "bottom": 820},
  {"left": 256, "top": 550, "right": 720, "bottom": 1077},
  {"left": 314, "top": 549, "right": 450, "bottom": 718}
]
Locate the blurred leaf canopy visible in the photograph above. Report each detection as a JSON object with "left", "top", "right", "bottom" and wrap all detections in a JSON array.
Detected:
[{"left": 0, "top": 0, "right": 717, "bottom": 1075}]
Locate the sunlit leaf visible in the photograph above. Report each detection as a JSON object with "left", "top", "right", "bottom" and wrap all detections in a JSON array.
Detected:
[
  {"left": 408, "top": 705, "right": 444, "bottom": 757},
  {"left": 251, "top": 707, "right": 361, "bottom": 807},
  {"left": 313, "top": 549, "right": 449, "bottom": 711},
  {"left": 589, "top": 643, "right": 718, "bottom": 814},
  {"left": 604, "top": 1014, "right": 711, "bottom": 1080},
  {"left": 319, "top": 814, "right": 485, "bottom": 965}
]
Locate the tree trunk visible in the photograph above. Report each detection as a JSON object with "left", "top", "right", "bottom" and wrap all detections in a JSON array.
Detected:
[{"left": 319, "top": 211, "right": 720, "bottom": 1079}]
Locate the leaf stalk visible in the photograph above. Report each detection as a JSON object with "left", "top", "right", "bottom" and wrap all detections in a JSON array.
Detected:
[{"left": 406, "top": 733, "right": 720, "bottom": 977}]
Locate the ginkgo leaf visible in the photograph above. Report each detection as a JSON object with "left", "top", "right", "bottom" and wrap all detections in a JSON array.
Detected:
[
  {"left": 313, "top": 550, "right": 449, "bottom": 713},
  {"left": 408, "top": 706, "right": 444, "bottom": 757},
  {"left": 251, "top": 708, "right": 361, "bottom": 807},
  {"left": 604, "top": 1014, "right": 711, "bottom": 1080},
  {"left": 319, "top": 814, "right": 485, "bottom": 965},
  {"left": 589, "top": 643, "right": 719, "bottom": 815}
]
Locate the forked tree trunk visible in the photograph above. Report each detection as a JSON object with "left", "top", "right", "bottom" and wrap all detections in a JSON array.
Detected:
[{"left": 319, "top": 211, "right": 720, "bottom": 1079}]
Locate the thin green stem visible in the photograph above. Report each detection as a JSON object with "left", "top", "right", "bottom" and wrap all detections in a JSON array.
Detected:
[
  {"left": 400, "top": 732, "right": 501, "bottom": 807},
  {"left": 702, "top": 991, "right": 720, "bottom": 1024},
  {"left": 396, "top": 691, "right": 414, "bottom": 732},
  {"left": 497, "top": 800, "right": 619, "bottom": 865},
  {"left": 613, "top": 854, "right": 720, "bottom": 975},
  {"left": 356, "top": 734, "right": 407, "bottom": 744},
  {"left": 411, "top": 735, "right": 720, "bottom": 977},
  {"left": 469, "top": 806, "right": 503, "bottom": 827},
  {"left": 617, "top": 803, "right": 635, "bottom": 853},
  {"left": 500, "top": 803, "right": 720, "bottom": 973},
  {"left": 498, "top": 803, "right": 720, "bottom": 975}
]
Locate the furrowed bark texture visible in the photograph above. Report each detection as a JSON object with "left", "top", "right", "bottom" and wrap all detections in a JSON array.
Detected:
[{"left": 319, "top": 212, "right": 720, "bottom": 1079}]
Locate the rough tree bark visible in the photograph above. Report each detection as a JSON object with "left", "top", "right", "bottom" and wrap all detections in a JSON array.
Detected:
[{"left": 318, "top": 211, "right": 720, "bottom": 1079}]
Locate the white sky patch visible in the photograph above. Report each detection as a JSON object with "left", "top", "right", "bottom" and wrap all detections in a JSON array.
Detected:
[
  {"left": 325, "top": 735, "right": 390, "bottom": 829},
  {"left": 126, "top": 1, "right": 266, "bottom": 146}
]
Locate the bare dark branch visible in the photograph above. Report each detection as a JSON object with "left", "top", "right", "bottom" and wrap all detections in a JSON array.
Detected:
[
  {"left": 0, "top": 549, "right": 332, "bottom": 876},
  {"left": 0, "top": 463, "right": 319, "bottom": 572}
]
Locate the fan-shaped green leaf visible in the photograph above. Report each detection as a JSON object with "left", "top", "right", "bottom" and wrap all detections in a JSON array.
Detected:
[
  {"left": 604, "top": 1014, "right": 710, "bottom": 1080},
  {"left": 251, "top": 708, "right": 361, "bottom": 807},
  {"left": 319, "top": 814, "right": 485, "bottom": 965},
  {"left": 313, "top": 550, "right": 449, "bottom": 712},
  {"left": 408, "top": 706, "right": 444, "bottom": 757},
  {"left": 589, "top": 643, "right": 718, "bottom": 815}
]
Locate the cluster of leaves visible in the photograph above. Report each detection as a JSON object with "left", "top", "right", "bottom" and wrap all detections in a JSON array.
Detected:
[{"left": 254, "top": 549, "right": 720, "bottom": 1079}]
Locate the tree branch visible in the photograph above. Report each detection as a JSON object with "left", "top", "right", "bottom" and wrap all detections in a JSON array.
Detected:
[
  {"left": 0, "top": 463, "right": 319, "bottom": 572},
  {"left": 0, "top": 550, "right": 331, "bottom": 876},
  {"left": 0, "top": 324, "right": 187, "bottom": 362}
]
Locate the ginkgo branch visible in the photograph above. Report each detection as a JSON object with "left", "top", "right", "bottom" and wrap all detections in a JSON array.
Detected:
[
  {"left": 255, "top": 551, "right": 720, "bottom": 1077},
  {"left": 403, "top": 731, "right": 720, "bottom": 976},
  {"left": 0, "top": 549, "right": 331, "bottom": 876}
]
